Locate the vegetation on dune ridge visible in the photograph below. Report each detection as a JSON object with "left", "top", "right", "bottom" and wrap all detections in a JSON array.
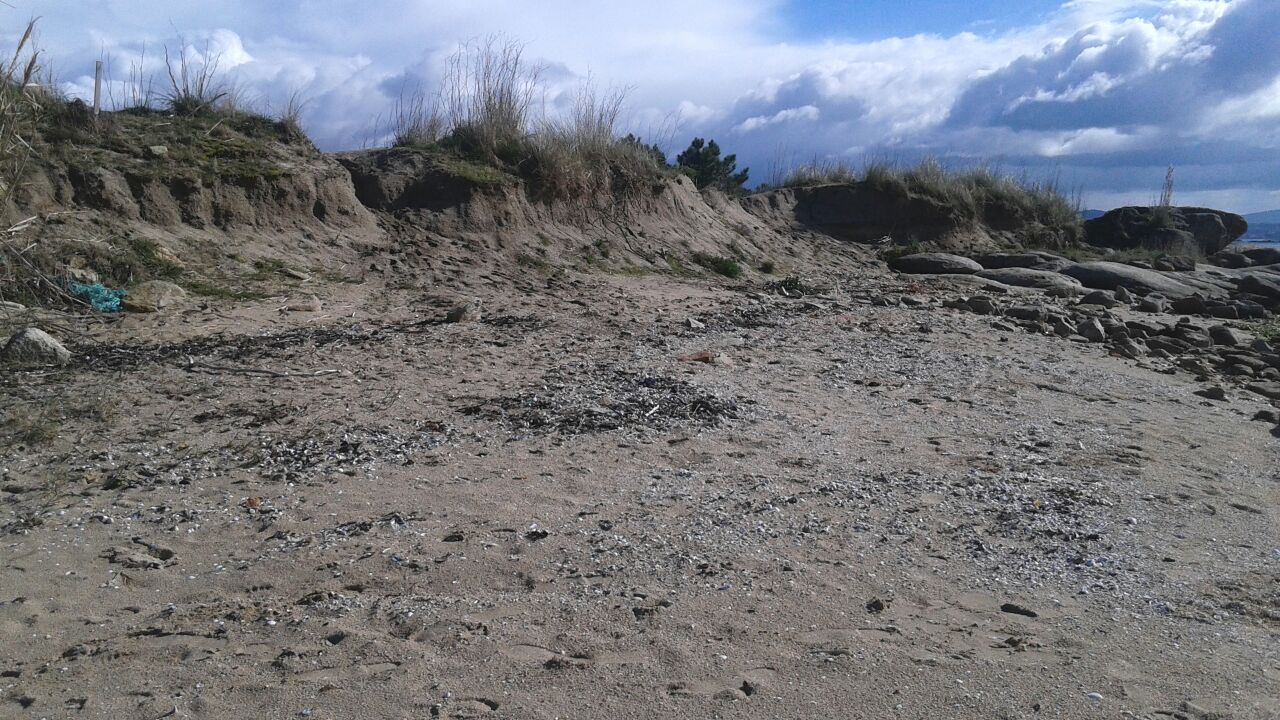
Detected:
[
  {"left": 777, "top": 158, "right": 1084, "bottom": 243},
  {"left": 0, "top": 20, "right": 316, "bottom": 310},
  {"left": 383, "top": 37, "right": 675, "bottom": 202}
]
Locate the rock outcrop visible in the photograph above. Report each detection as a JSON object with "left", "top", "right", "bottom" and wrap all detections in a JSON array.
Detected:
[{"left": 1084, "top": 206, "right": 1247, "bottom": 255}]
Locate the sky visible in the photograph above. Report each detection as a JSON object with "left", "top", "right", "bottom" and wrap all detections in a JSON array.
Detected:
[{"left": 10, "top": 0, "right": 1280, "bottom": 213}]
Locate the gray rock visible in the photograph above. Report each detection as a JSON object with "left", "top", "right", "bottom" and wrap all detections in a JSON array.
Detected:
[
  {"left": 1138, "top": 296, "right": 1167, "bottom": 313},
  {"left": 2, "top": 327, "right": 71, "bottom": 367},
  {"left": 1246, "top": 382, "right": 1280, "bottom": 400},
  {"left": 1114, "top": 285, "right": 1135, "bottom": 304},
  {"left": 1240, "top": 247, "right": 1280, "bottom": 265},
  {"left": 1153, "top": 255, "right": 1196, "bottom": 272},
  {"left": 965, "top": 296, "right": 998, "bottom": 315},
  {"left": 1173, "top": 324, "right": 1213, "bottom": 347},
  {"left": 1147, "top": 336, "right": 1192, "bottom": 354},
  {"left": 1079, "top": 289, "right": 1121, "bottom": 308},
  {"left": 1006, "top": 305, "right": 1048, "bottom": 322},
  {"left": 1077, "top": 318, "right": 1107, "bottom": 343},
  {"left": 973, "top": 252, "right": 1074, "bottom": 272},
  {"left": 121, "top": 280, "right": 187, "bottom": 313},
  {"left": 1062, "top": 262, "right": 1201, "bottom": 298},
  {"left": 1194, "top": 386, "right": 1227, "bottom": 401},
  {"left": 887, "top": 253, "right": 983, "bottom": 275},
  {"left": 1237, "top": 273, "right": 1280, "bottom": 300},
  {"left": 1113, "top": 338, "right": 1147, "bottom": 359},
  {"left": 974, "top": 267, "right": 1082, "bottom": 292},
  {"left": 1208, "top": 325, "right": 1246, "bottom": 347}
]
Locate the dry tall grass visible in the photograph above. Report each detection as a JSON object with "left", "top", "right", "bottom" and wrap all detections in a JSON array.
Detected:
[
  {"left": 161, "top": 39, "right": 228, "bottom": 116},
  {"left": 1, "top": 20, "right": 45, "bottom": 220},
  {"left": 783, "top": 157, "right": 1081, "bottom": 236},
  {"left": 387, "top": 37, "right": 667, "bottom": 200}
]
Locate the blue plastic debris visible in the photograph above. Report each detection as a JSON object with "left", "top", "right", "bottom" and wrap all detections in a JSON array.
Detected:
[{"left": 66, "top": 280, "right": 127, "bottom": 312}]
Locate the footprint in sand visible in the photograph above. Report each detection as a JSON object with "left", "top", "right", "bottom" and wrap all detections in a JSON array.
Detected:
[
  {"left": 501, "top": 643, "right": 641, "bottom": 668},
  {"left": 668, "top": 667, "right": 778, "bottom": 700}
]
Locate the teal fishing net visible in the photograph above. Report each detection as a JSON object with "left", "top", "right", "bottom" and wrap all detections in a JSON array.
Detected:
[{"left": 66, "top": 281, "right": 127, "bottom": 312}]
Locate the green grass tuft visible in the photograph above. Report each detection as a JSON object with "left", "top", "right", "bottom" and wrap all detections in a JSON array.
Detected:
[{"left": 692, "top": 252, "right": 743, "bottom": 278}]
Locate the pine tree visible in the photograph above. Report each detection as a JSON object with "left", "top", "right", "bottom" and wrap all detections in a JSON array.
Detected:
[{"left": 675, "top": 138, "right": 749, "bottom": 192}]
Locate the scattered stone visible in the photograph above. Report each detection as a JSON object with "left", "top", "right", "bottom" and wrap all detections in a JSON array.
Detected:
[
  {"left": 147, "top": 144, "right": 168, "bottom": 157},
  {"left": 286, "top": 294, "right": 323, "bottom": 313},
  {"left": 999, "top": 602, "right": 1038, "bottom": 618},
  {"left": 679, "top": 351, "right": 732, "bottom": 366},
  {"left": 1114, "top": 285, "right": 1135, "bottom": 304},
  {"left": 446, "top": 300, "right": 482, "bottom": 323},
  {"left": 686, "top": 318, "right": 706, "bottom": 330},
  {"left": 865, "top": 598, "right": 886, "bottom": 614},
  {"left": 887, "top": 253, "right": 983, "bottom": 275},
  {"left": 1, "top": 327, "right": 71, "bottom": 367}
]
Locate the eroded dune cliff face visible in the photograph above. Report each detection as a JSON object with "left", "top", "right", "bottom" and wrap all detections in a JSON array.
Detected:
[{"left": 10, "top": 110, "right": 1090, "bottom": 303}]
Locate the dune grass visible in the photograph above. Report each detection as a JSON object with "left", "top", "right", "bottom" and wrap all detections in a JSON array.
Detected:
[
  {"left": 384, "top": 37, "right": 669, "bottom": 201},
  {"left": 781, "top": 158, "right": 1082, "bottom": 240}
]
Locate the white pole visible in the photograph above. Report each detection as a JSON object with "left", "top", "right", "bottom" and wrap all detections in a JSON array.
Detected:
[{"left": 93, "top": 61, "right": 103, "bottom": 117}]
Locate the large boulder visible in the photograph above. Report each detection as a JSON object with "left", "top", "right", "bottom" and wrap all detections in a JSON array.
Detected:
[
  {"left": 887, "top": 252, "right": 982, "bottom": 275},
  {"left": 1061, "top": 261, "right": 1201, "bottom": 298},
  {"left": 1084, "top": 206, "right": 1247, "bottom": 255},
  {"left": 1239, "top": 246, "right": 1280, "bottom": 265},
  {"left": 974, "top": 251, "right": 1074, "bottom": 272},
  {"left": 974, "top": 267, "right": 1082, "bottom": 293},
  {"left": 1238, "top": 273, "right": 1280, "bottom": 301},
  {"left": 2, "top": 327, "right": 71, "bottom": 366}
]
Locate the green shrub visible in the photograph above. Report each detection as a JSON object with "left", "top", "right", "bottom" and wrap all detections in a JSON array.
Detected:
[{"left": 692, "top": 252, "right": 743, "bottom": 278}]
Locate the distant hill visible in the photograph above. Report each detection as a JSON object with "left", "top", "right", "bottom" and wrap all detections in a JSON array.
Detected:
[
  {"left": 1081, "top": 209, "right": 1106, "bottom": 220},
  {"left": 1245, "top": 209, "right": 1280, "bottom": 224},
  {"left": 1241, "top": 209, "right": 1280, "bottom": 242}
]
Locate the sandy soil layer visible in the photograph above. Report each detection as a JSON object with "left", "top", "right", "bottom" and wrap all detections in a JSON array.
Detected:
[{"left": 2, "top": 268, "right": 1277, "bottom": 719}]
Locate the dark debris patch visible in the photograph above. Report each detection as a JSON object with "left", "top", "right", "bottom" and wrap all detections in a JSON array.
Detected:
[
  {"left": 460, "top": 364, "right": 743, "bottom": 436},
  {"left": 70, "top": 315, "right": 549, "bottom": 373}
]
